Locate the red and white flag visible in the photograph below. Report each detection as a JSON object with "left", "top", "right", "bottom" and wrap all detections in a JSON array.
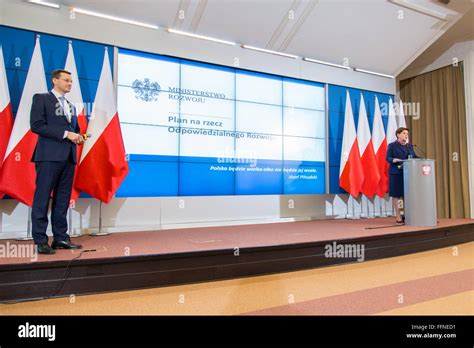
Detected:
[
  {"left": 0, "top": 46, "right": 14, "bottom": 199},
  {"left": 386, "top": 97, "right": 398, "bottom": 145},
  {"left": 65, "top": 41, "right": 87, "bottom": 205},
  {"left": 339, "top": 90, "right": 364, "bottom": 198},
  {"left": 372, "top": 96, "right": 388, "bottom": 198},
  {"left": 357, "top": 93, "right": 380, "bottom": 198},
  {"left": 75, "top": 48, "right": 128, "bottom": 203},
  {"left": 0, "top": 37, "right": 47, "bottom": 206}
]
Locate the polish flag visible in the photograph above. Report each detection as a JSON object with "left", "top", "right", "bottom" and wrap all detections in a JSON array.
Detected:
[
  {"left": 0, "top": 37, "right": 47, "bottom": 206},
  {"left": 372, "top": 96, "right": 388, "bottom": 198},
  {"left": 386, "top": 97, "right": 398, "bottom": 145},
  {"left": 75, "top": 48, "right": 128, "bottom": 203},
  {"left": 339, "top": 90, "right": 364, "bottom": 197},
  {"left": 357, "top": 93, "right": 380, "bottom": 198},
  {"left": 0, "top": 46, "right": 14, "bottom": 199},
  {"left": 65, "top": 41, "right": 87, "bottom": 206}
]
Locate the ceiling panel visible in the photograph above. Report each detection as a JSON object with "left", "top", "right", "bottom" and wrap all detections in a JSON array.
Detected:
[
  {"left": 58, "top": 0, "right": 180, "bottom": 27},
  {"left": 286, "top": 0, "right": 441, "bottom": 75},
  {"left": 195, "top": 0, "right": 295, "bottom": 47},
  {"left": 53, "top": 0, "right": 474, "bottom": 76}
]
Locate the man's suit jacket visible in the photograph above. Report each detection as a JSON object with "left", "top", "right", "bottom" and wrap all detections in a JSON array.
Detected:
[
  {"left": 386, "top": 141, "right": 418, "bottom": 175},
  {"left": 30, "top": 92, "right": 80, "bottom": 164}
]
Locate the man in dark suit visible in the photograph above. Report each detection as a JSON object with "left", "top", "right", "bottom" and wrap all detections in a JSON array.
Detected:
[{"left": 30, "top": 69, "right": 84, "bottom": 254}]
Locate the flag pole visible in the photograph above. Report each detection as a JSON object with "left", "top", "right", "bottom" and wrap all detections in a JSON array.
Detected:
[
  {"left": 370, "top": 196, "right": 374, "bottom": 218},
  {"left": 364, "top": 195, "right": 368, "bottom": 219},
  {"left": 356, "top": 195, "right": 361, "bottom": 219},
  {"left": 90, "top": 200, "right": 110, "bottom": 236},
  {"left": 16, "top": 206, "right": 33, "bottom": 241},
  {"left": 345, "top": 194, "right": 350, "bottom": 219},
  {"left": 382, "top": 195, "right": 385, "bottom": 217},
  {"left": 379, "top": 196, "right": 383, "bottom": 217},
  {"left": 352, "top": 195, "right": 356, "bottom": 219},
  {"left": 365, "top": 196, "right": 370, "bottom": 218},
  {"left": 69, "top": 204, "right": 83, "bottom": 238}
]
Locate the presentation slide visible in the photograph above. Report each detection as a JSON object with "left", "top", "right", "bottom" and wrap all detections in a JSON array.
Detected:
[{"left": 117, "top": 49, "right": 326, "bottom": 196}]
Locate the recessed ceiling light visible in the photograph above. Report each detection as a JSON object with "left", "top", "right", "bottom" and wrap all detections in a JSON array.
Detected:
[
  {"left": 27, "top": 0, "right": 60, "bottom": 9},
  {"left": 303, "top": 57, "right": 351, "bottom": 70},
  {"left": 354, "top": 68, "right": 394, "bottom": 79},
  {"left": 167, "top": 29, "right": 236, "bottom": 46},
  {"left": 241, "top": 45, "right": 298, "bottom": 59},
  {"left": 71, "top": 7, "right": 159, "bottom": 30}
]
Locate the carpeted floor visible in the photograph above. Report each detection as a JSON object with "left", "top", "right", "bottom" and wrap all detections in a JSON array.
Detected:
[{"left": 1, "top": 217, "right": 472, "bottom": 265}]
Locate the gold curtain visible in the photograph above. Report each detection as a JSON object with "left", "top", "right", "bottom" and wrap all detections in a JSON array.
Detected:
[{"left": 400, "top": 62, "right": 470, "bottom": 218}]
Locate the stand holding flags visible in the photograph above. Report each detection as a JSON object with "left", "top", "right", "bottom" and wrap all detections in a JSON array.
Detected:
[
  {"left": 0, "top": 37, "right": 129, "bottom": 239},
  {"left": 0, "top": 35, "right": 46, "bottom": 207},
  {"left": 0, "top": 35, "right": 47, "bottom": 240},
  {"left": 339, "top": 91, "right": 406, "bottom": 218},
  {"left": 75, "top": 47, "right": 129, "bottom": 236}
]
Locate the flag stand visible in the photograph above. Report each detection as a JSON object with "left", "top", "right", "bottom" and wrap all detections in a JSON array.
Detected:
[
  {"left": 90, "top": 201, "right": 110, "bottom": 236},
  {"left": 367, "top": 197, "right": 376, "bottom": 218},
  {"left": 16, "top": 207, "right": 33, "bottom": 241},
  {"left": 361, "top": 196, "right": 370, "bottom": 219},
  {"left": 345, "top": 195, "right": 352, "bottom": 219},
  {"left": 346, "top": 195, "right": 361, "bottom": 219},
  {"left": 345, "top": 195, "right": 350, "bottom": 219},
  {"left": 382, "top": 195, "right": 389, "bottom": 217},
  {"left": 355, "top": 195, "right": 361, "bottom": 219},
  {"left": 69, "top": 208, "right": 83, "bottom": 238},
  {"left": 364, "top": 196, "right": 370, "bottom": 218},
  {"left": 358, "top": 196, "right": 364, "bottom": 218}
]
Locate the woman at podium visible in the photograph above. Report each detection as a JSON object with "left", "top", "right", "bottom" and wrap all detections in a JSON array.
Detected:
[{"left": 386, "top": 127, "right": 418, "bottom": 223}]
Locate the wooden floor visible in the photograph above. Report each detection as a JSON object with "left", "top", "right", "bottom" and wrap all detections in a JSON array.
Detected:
[{"left": 1, "top": 241, "right": 472, "bottom": 315}]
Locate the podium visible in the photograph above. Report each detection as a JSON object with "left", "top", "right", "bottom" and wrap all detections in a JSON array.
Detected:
[{"left": 403, "top": 159, "right": 437, "bottom": 226}]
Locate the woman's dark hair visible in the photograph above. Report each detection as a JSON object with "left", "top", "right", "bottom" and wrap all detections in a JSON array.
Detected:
[{"left": 396, "top": 127, "right": 409, "bottom": 136}]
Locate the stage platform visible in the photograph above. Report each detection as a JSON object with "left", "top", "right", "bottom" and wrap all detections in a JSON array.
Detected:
[{"left": 0, "top": 217, "right": 473, "bottom": 302}]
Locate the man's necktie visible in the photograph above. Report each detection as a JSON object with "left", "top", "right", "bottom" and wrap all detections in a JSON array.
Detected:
[{"left": 59, "top": 96, "right": 71, "bottom": 123}]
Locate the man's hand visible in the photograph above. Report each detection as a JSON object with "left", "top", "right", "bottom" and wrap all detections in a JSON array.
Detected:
[
  {"left": 76, "top": 135, "right": 85, "bottom": 145},
  {"left": 67, "top": 132, "right": 85, "bottom": 145},
  {"left": 393, "top": 158, "right": 402, "bottom": 163}
]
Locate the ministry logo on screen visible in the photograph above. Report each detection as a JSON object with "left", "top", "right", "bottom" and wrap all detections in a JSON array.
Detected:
[{"left": 132, "top": 78, "right": 161, "bottom": 102}]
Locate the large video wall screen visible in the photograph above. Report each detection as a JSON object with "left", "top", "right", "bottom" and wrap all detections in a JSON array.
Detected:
[{"left": 117, "top": 49, "right": 326, "bottom": 196}]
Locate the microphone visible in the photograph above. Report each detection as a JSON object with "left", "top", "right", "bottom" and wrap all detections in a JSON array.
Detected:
[{"left": 413, "top": 144, "right": 427, "bottom": 159}]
